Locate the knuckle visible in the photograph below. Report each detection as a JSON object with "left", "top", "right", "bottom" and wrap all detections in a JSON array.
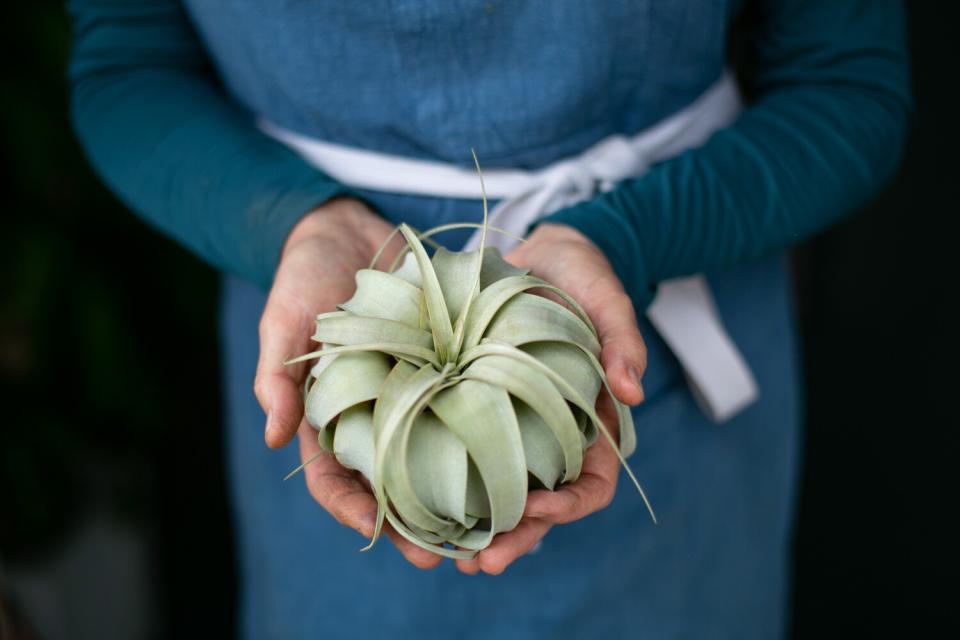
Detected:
[
  {"left": 257, "top": 310, "right": 274, "bottom": 340},
  {"left": 596, "top": 485, "right": 615, "bottom": 511},
  {"left": 479, "top": 556, "right": 507, "bottom": 576},
  {"left": 305, "top": 477, "right": 329, "bottom": 510},
  {"left": 326, "top": 500, "right": 354, "bottom": 528},
  {"left": 411, "top": 555, "right": 440, "bottom": 571},
  {"left": 633, "top": 339, "right": 649, "bottom": 370},
  {"left": 611, "top": 290, "right": 634, "bottom": 312},
  {"left": 563, "top": 491, "right": 584, "bottom": 519},
  {"left": 253, "top": 376, "right": 268, "bottom": 405}
]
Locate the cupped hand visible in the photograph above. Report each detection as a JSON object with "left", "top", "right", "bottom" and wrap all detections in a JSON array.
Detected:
[
  {"left": 253, "top": 197, "right": 442, "bottom": 570},
  {"left": 455, "top": 222, "right": 648, "bottom": 576}
]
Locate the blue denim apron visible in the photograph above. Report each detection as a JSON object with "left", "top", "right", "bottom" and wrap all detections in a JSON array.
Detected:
[{"left": 196, "top": 1, "right": 801, "bottom": 637}]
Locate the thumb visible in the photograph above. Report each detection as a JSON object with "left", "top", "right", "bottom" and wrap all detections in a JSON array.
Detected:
[
  {"left": 255, "top": 294, "right": 314, "bottom": 449},
  {"left": 589, "top": 291, "right": 647, "bottom": 406}
]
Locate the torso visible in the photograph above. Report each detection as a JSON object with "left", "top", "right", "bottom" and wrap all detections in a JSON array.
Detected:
[{"left": 185, "top": 0, "right": 735, "bottom": 167}]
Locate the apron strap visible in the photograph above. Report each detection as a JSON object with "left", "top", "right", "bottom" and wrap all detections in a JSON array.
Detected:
[{"left": 259, "top": 71, "right": 759, "bottom": 423}]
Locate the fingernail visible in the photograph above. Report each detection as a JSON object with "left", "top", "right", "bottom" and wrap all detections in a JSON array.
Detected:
[
  {"left": 630, "top": 367, "right": 645, "bottom": 397},
  {"left": 265, "top": 410, "right": 275, "bottom": 437}
]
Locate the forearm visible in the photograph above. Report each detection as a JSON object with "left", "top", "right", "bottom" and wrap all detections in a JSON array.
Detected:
[
  {"left": 68, "top": 0, "right": 350, "bottom": 289},
  {"left": 545, "top": 0, "right": 911, "bottom": 309}
]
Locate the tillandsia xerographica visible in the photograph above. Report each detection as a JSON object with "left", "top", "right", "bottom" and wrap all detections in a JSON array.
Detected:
[{"left": 285, "top": 152, "right": 655, "bottom": 559}]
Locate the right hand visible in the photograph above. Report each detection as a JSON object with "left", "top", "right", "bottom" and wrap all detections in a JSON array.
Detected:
[{"left": 253, "top": 197, "right": 442, "bottom": 569}]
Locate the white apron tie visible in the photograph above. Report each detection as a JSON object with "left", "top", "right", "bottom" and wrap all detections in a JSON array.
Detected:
[{"left": 259, "top": 71, "right": 759, "bottom": 422}]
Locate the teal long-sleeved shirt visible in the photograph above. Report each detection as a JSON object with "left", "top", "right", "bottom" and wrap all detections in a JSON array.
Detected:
[{"left": 68, "top": 0, "right": 911, "bottom": 305}]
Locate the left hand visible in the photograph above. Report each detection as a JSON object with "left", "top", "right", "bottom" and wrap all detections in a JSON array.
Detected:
[{"left": 455, "top": 223, "right": 648, "bottom": 575}]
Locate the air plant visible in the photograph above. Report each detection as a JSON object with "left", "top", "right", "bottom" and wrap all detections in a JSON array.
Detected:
[{"left": 286, "top": 152, "right": 654, "bottom": 559}]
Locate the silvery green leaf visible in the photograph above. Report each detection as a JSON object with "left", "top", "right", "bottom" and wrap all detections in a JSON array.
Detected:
[
  {"left": 459, "top": 341, "right": 655, "bottom": 523},
  {"left": 484, "top": 293, "right": 601, "bottom": 357},
  {"left": 339, "top": 269, "right": 424, "bottom": 328},
  {"left": 430, "top": 380, "right": 527, "bottom": 551},
  {"left": 286, "top": 342, "right": 437, "bottom": 369},
  {"left": 462, "top": 275, "right": 597, "bottom": 351},
  {"left": 333, "top": 403, "right": 375, "bottom": 481},
  {"left": 431, "top": 246, "right": 479, "bottom": 323},
  {"left": 520, "top": 341, "right": 603, "bottom": 404},
  {"left": 368, "top": 363, "right": 447, "bottom": 547},
  {"left": 513, "top": 400, "right": 565, "bottom": 490},
  {"left": 372, "top": 361, "right": 417, "bottom": 444},
  {"left": 572, "top": 406, "right": 597, "bottom": 446},
  {"left": 304, "top": 350, "right": 392, "bottom": 450},
  {"left": 461, "top": 353, "right": 582, "bottom": 483},
  {"left": 313, "top": 311, "right": 434, "bottom": 351},
  {"left": 405, "top": 411, "right": 470, "bottom": 526},
  {"left": 464, "top": 457, "right": 490, "bottom": 518},
  {"left": 391, "top": 251, "right": 422, "bottom": 287},
  {"left": 398, "top": 224, "right": 453, "bottom": 363},
  {"left": 405, "top": 520, "right": 460, "bottom": 545},
  {"left": 381, "top": 509, "right": 476, "bottom": 560},
  {"left": 479, "top": 247, "right": 528, "bottom": 289},
  {"left": 382, "top": 390, "right": 465, "bottom": 538}
]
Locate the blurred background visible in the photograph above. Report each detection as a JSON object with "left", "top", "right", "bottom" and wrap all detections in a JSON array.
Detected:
[{"left": 1, "top": 2, "right": 956, "bottom": 638}]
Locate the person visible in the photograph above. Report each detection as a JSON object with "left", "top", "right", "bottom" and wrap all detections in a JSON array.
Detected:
[{"left": 68, "top": 1, "right": 910, "bottom": 637}]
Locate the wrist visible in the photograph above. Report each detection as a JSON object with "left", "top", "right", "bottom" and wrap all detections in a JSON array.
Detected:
[
  {"left": 282, "top": 197, "right": 383, "bottom": 261},
  {"left": 527, "top": 222, "right": 593, "bottom": 245}
]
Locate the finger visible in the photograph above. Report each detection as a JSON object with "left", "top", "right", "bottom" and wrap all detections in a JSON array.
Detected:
[
  {"left": 589, "top": 290, "right": 647, "bottom": 407},
  {"left": 383, "top": 524, "right": 444, "bottom": 570},
  {"left": 471, "top": 518, "right": 552, "bottom": 576},
  {"left": 298, "top": 427, "right": 442, "bottom": 569},
  {"left": 508, "top": 232, "right": 647, "bottom": 407},
  {"left": 261, "top": 371, "right": 306, "bottom": 449},
  {"left": 522, "top": 477, "right": 615, "bottom": 525},
  {"left": 455, "top": 551, "right": 481, "bottom": 575},
  {"left": 298, "top": 425, "right": 378, "bottom": 536},
  {"left": 522, "top": 431, "right": 620, "bottom": 524},
  {"left": 256, "top": 292, "right": 315, "bottom": 448}
]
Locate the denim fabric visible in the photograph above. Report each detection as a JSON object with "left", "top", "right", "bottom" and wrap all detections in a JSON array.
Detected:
[
  {"left": 220, "top": 187, "right": 800, "bottom": 639},
  {"left": 201, "top": 2, "right": 800, "bottom": 637},
  {"left": 185, "top": 0, "right": 735, "bottom": 169}
]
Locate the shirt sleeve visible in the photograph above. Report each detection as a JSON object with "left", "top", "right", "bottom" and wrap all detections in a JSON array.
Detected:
[
  {"left": 67, "top": 0, "right": 352, "bottom": 290},
  {"left": 543, "top": 0, "right": 912, "bottom": 310}
]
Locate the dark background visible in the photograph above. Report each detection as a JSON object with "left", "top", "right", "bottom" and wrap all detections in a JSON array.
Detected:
[{"left": 1, "top": 2, "right": 956, "bottom": 638}]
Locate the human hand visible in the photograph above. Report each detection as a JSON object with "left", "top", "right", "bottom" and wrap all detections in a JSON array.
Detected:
[
  {"left": 455, "top": 222, "right": 648, "bottom": 575},
  {"left": 254, "top": 197, "right": 442, "bottom": 569}
]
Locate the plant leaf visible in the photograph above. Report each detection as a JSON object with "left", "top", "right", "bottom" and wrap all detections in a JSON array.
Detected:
[
  {"left": 479, "top": 247, "right": 528, "bottom": 288},
  {"left": 333, "top": 403, "right": 376, "bottom": 481},
  {"left": 313, "top": 311, "right": 434, "bottom": 351},
  {"left": 339, "top": 269, "right": 425, "bottom": 328},
  {"left": 462, "top": 275, "right": 598, "bottom": 351},
  {"left": 513, "top": 400, "right": 566, "bottom": 490},
  {"left": 285, "top": 342, "right": 437, "bottom": 369},
  {"left": 398, "top": 224, "right": 454, "bottom": 363},
  {"left": 368, "top": 363, "right": 447, "bottom": 548},
  {"left": 405, "top": 411, "right": 470, "bottom": 526},
  {"left": 459, "top": 341, "right": 655, "bottom": 523},
  {"left": 382, "top": 386, "right": 465, "bottom": 538},
  {"left": 520, "top": 341, "right": 603, "bottom": 404},
  {"left": 461, "top": 353, "right": 582, "bottom": 483},
  {"left": 430, "top": 379, "right": 528, "bottom": 550},
  {"left": 391, "top": 252, "right": 422, "bottom": 287},
  {"left": 464, "top": 457, "right": 491, "bottom": 518},
  {"left": 304, "top": 350, "right": 392, "bottom": 449},
  {"left": 483, "top": 293, "right": 601, "bottom": 357},
  {"left": 431, "top": 247, "right": 479, "bottom": 323}
]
